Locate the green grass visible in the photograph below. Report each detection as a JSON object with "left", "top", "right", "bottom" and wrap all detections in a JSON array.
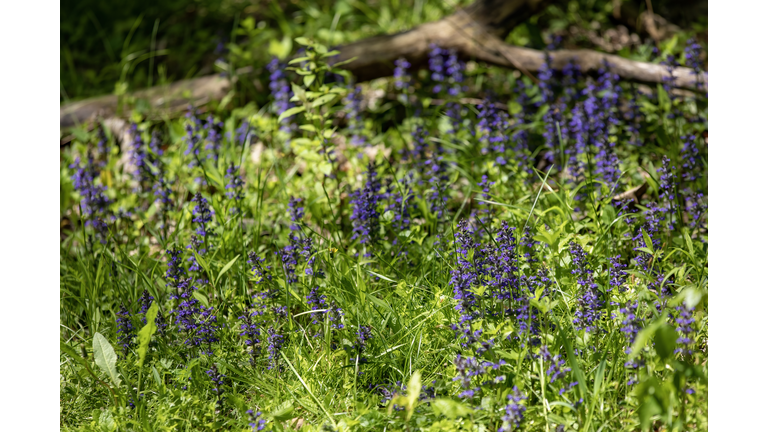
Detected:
[{"left": 59, "top": 2, "right": 707, "bottom": 431}]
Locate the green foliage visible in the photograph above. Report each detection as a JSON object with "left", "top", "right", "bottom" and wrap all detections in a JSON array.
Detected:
[{"left": 60, "top": 1, "right": 707, "bottom": 431}]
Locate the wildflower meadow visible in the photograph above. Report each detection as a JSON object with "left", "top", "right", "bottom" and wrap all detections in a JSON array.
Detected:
[{"left": 57, "top": 1, "right": 710, "bottom": 430}]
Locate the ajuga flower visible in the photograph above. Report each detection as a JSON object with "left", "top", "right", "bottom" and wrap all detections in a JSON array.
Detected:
[
  {"left": 684, "top": 37, "right": 705, "bottom": 90},
  {"left": 247, "top": 410, "right": 266, "bottom": 431},
  {"left": 165, "top": 247, "right": 186, "bottom": 287},
  {"left": 620, "top": 300, "right": 644, "bottom": 384},
  {"left": 608, "top": 255, "right": 628, "bottom": 293},
  {"left": 203, "top": 116, "right": 223, "bottom": 162},
  {"left": 428, "top": 44, "right": 465, "bottom": 95},
  {"left": 344, "top": 85, "right": 367, "bottom": 147},
  {"left": 288, "top": 197, "right": 304, "bottom": 231},
  {"left": 393, "top": 58, "right": 411, "bottom": 91},
  {"left": 681, "top": 135, "right": 703, "bottom": 182},
  {"left": 350, "top": 163, "right": 384, "bottom": 254},
  {"left": 540, "top": 345, "right": 576, "bottom": 395},
  {"left": 129, "top": 123, "right": 154, "bottom": 186},
  {"left": 169, "top": 276, "right": 219, "bottom": 356},
  {"left": 115, "top": 304, "right": 135, "bottom": 358},
  {"left": 537, "top": 55, "right": 555, "bottom": 106},
  {"left": 476, "top": 99, "right": 510, "bottom": 165},
  {"left": 570, "top": 242, "right": 604, "bottom": 332},
  {"left": 267, "top": 58, "right": 295, "bottom": 132},
  {"left": 280, "top": 234, "right": 301, "bottom": 284},
  {"left": 266, "top": 327, "right": 284, "bottom": 370},
  {"left": 306, "top": 286, "right": 328, "bottom": 326},
  {"left": 657, "top": 156, "right": 678, "bottom": 230},
  {"left": 206, "top": 364, "right": 226, "bottom": 407},
  {"left": 349, "top": 325, "right": 373, "bottom": 364},
  {"left": 225, "top": 163, "right": 244, "bottom": 202},
  {"left": 239, "top": 305, "right": 262, "bottom": 365},
  {"left": 453, "top": 354, "right": 484, "bottom": 398},
  {"left": 70, "top": 153, "right": 113, "bottom": 242},
  {"left": 183, "top": 108, "right": 204, "bottom": 164},
  {"left": 675, "top": 305, "right": 696, "bottom": 356},
  {"left": 188, "top": 192, "right": 215, "bottom": 282},
  {"left": 499, "top": 386, "right": 527, "bottom": 431}
]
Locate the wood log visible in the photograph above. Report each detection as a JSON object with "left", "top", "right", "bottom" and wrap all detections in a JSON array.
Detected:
[
  {"left": 60, "top": 71, "right": 240, "bottom": 129},
  {"left": 59, "top": 0, "right": 706, "bottom": 131},
  {"left": 333, "top": 4, "right": 706, "bottom": 91}
]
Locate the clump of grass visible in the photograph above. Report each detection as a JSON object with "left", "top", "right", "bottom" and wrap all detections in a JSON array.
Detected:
[{"left": 60, "top": 30, "right": 707, "bottom": 432}]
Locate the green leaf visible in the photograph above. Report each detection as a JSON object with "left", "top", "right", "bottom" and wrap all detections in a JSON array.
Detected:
[
  {"left": 310, "top": 93, "right": 337, "bottom": 108},
  {"left": 303, "top": 74, "right": 316, "bottom": 87},
  {"left": 431, "top": 398, "right": 473, "bottom": 419},
  {"left": 638, "top": 399, "right": 662, "bottom": 432},
  {"left": 497, "top": 350, "right": 522, "bottom": 361},
  {"left": 405, "top": 370, "right": 422, "bottom": 420},
  {"left": 630, "top": 320, "right": 661, "bottom": 359},
  {"left": 268, "top": 36, "right": 292, "bottom": 59},
  {"left": 215, "top": 254, "right": 240, "bottom": 285},
  {"left": 93, "top": 332, "right": 121, "bottom": 387},
  {"left": 190, "top": 249, "right": 212, "bottom": 280},
  {"left": 270, "top": 400, "right": 295, "bottom": 421},
  {"left": 99, "top": 409, "right": 116, "bottom": 430},
  {"left": 136, "top": 302, "right": 159, "bottom": 368},
  {"left": 593, "top": 357, "right": 606, "bottom": 396},
  {"left": 278, "top": 106, "right": 305, "bottom": 123},
  {"left": 684, "top": 229, "right": 695, "bottom": 258},
  {"left": 192, "top": 291, "right": 210, "bottom": 308},
  {"left": 152, "top": 366, "right": 163, "bottom": 387},
  {"left": 226, "top": 394, "right": 245, "bottom": 412},
  {"left": 561, "top": 326, "right": 589, "bottom": 399},
  {"left": 653, "top": 323, "right": 677, "bottom": 361},
  {"left": 641, "top": 229, "right": 654, "bottom": 254},
  {"left": 294, "top": 36, "right": 311, "bottom": 46}
]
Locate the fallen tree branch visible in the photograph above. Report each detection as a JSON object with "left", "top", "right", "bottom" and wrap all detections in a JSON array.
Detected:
[
  {"left": 59, "top": 0, "right": 706, "bottom": 131},
  {"left": 60, "top": 68, "right": 250, "bottom": 129},
  {"left": 333, "top": 2, "right": 706, "bottom": 91}
]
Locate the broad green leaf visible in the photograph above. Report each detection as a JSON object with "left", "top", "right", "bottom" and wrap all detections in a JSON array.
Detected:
[
  {"left": 653, "top": 323, "right": 677, "bottom": 361},
  {"left": 93, "top": 332, "right": 121, "bottom": 387},
  {"left": 192, "top": 291, "right": 210, "bottom": 308},
  {"left": 638, "top": 399, "right": 661, "bottom": 432},
  {"left": 99, "top": 409, "right": 116, "bottom": 430},
  {"left": 190, "top": 249, "right": 212, "bottom": 280},
  {"left": 268, "top": 36, "right": 292, "bottom": 59},
  {"left": 405, "top": 370, "right": 422, "bottom": 420},
  {"left": 136, "top": 302, "right": 159, "bottom": 368},
  {"left": 310, "top": 93, "right": 337, "bottom": 108},
  {"left": 215, "top": 254, "right": 240, "bottom": 285},
  {"left": 278, "top": 106, "right": 305, "bottom": 123},
  {"left": 683, "top": 286, "right": 703, "bottom": 309},
  {"left": 641, "top": 229, "right": 654, "bottom": 254},
  {"left": 684, "top": 229, "right": 695, "bottom": 258},
  {"left": 303, "top": 74, "right": 316, "bottom": 87},
  {"left": 630, "top": 319, "right": 663, "bottom": 359},
  {"left": 270, "top": 400, "right": 295, "bottom": 421},
  {"left": 152, "top": 366, "right": 163, "bottom": 387},
  {"left": 431, "top": 398, "right": 473, "bottom": 419},
  {"left": 497, "top": 350, "right": 522, "bottom": 361}
]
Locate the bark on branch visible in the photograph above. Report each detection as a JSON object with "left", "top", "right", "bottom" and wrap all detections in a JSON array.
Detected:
[
  {"left": 59, "top": 0, "right": 706, "bottom": 131},
  {"left": 334, "top": 0, "right": 706, "bottom": 91}
]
